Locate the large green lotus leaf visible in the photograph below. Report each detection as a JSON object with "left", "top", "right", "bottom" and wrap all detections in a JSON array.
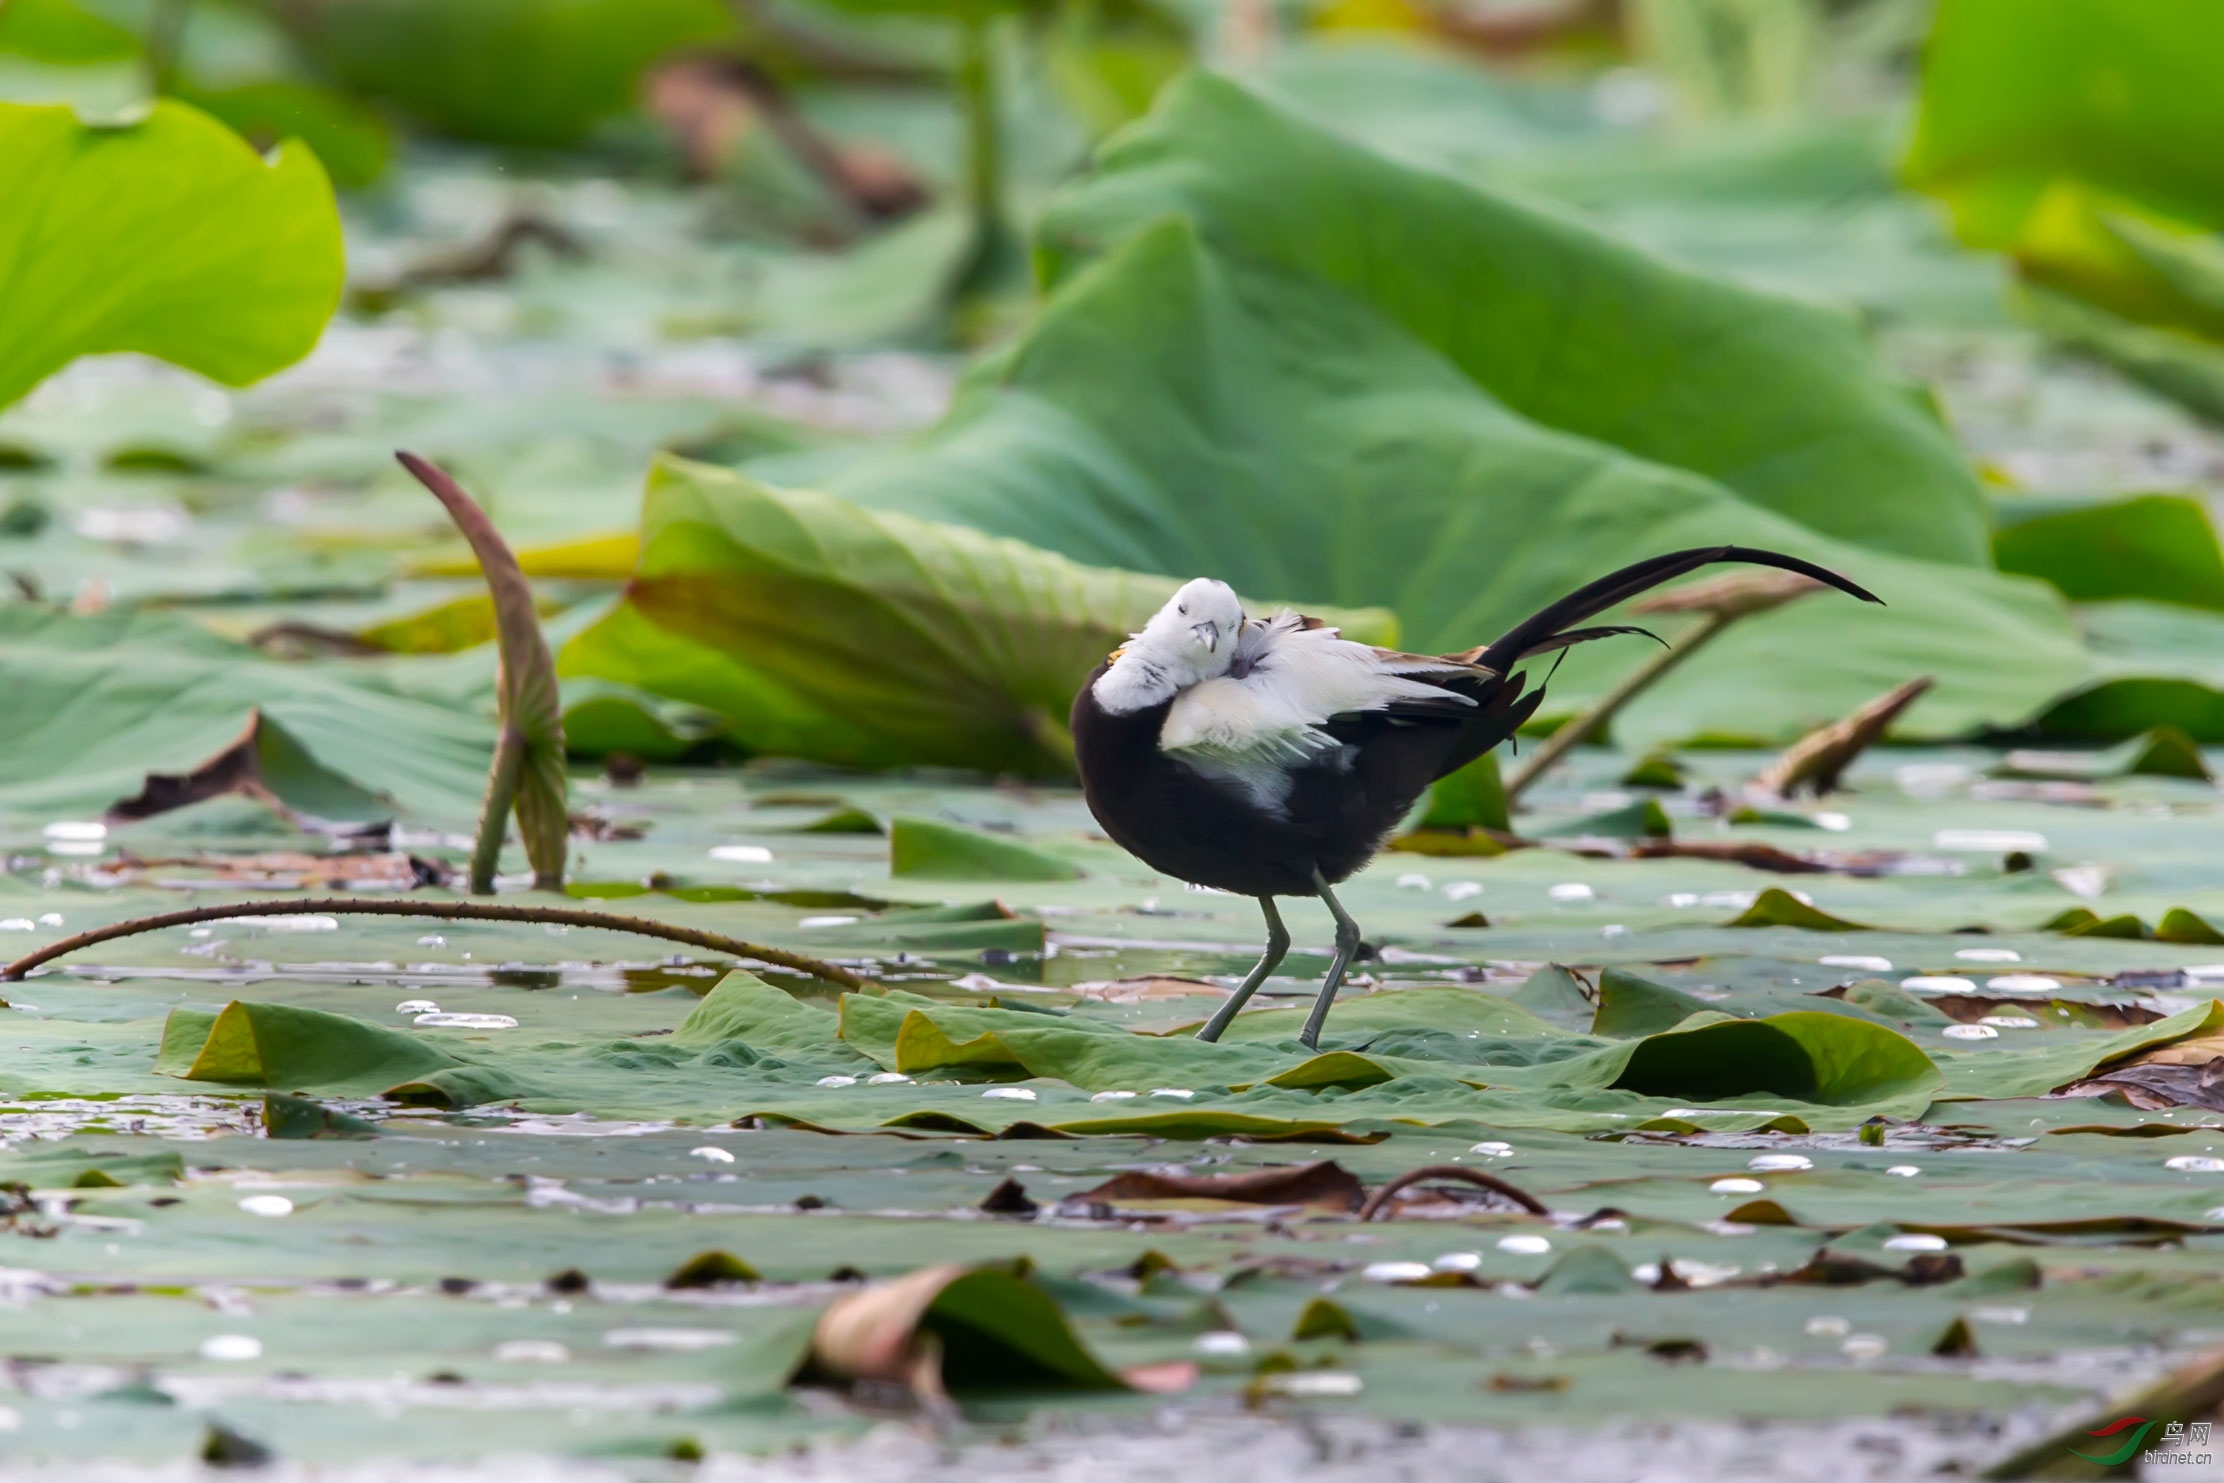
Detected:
[
  {"left": 2035, "top": 602, "right": 2224, "bottom": 741},
  {"left": 674, "top": 971, "right": 874, "bottom": 1067},
  {"left": 1993, "top": 492, "right": 2224, "bottom": 611},
  {"left": 1024, "top": 71, "right": 1986, "bottom": 565},
  {"left": 1609, "top": 1011, "right": 1943, "bottom": 1109},
  {"left": 176, "top": 77, "right": 393, "bottom": 189},
  {"left": 1904, "top": 0, "right": 2224, "bottom": 249},
  {"left": 0, "top": 0, "right": 137, "bottom": 62},
  {"left": 154, "top": 1001, "right": 462, "bottom": 1094},
  {"left": 558, "top": 456, "right": 1398, "bottom": 774},
  {"left": 1442, "top": 1009, "right": 1945, "bottom": 1120},
  {"left": 2024, "top": 285, "right": 2224, "bottom": 427},
  {"left": 1253, "top": 45, "right": 2006, "bottom": 329},
  {"left": 0, "top": 97, "right": 341, "bottom": 412},
  {"left": 821, "top": 989, "right": 1941, "bottom": 1123},
  {"left": 826, "top": 208, "right": 2092, "bottom": 744},
  {"left": 263, "top": 0, "right": 732, "bottom": 147},
  {"left": 0, "top": 607, "right": 493, "bottom": 825},
  {"left": 1990, "top": 184, "right": 2224, "bottom": 341},
  {"left": 1252, "top": 37, "right": 1607, "bottom": 176}
]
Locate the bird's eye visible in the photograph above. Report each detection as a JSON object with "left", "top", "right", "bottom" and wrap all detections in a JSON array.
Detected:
[{"left": 1177, "top": 604, "right": 1187, "bottom": 615}]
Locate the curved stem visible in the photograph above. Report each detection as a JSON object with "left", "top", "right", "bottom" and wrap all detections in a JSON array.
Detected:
[
  {"left": 1502, "top": 611, "right": 1729, "bottom": 805},
  {"left": 1357, "top": 1163, "right": 1548, "bottom": 1220},
  {"left": 470, "top": 726, "right": 526, "bottom": 894},
  {"left": 0, "top": 898, "right": 873, "bottom": 990}
]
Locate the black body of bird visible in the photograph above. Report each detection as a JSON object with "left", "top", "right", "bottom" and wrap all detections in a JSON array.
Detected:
[{"left": 1070, "top": 546, "right": 1881, "bottom": 1048}]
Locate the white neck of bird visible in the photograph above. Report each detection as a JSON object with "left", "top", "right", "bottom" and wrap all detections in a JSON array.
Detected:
[
  {"left": 1094, "top": 578, "right": 1244, "bottom": 714},
  {"left": 1092, "top": 648, "right": 1189, "bottom": 715}
]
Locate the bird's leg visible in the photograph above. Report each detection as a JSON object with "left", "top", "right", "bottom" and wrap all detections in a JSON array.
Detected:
[
  {"left": 1195, "top": 896, "right": 1289, "bottom": 1043},
  {"left": 1298, "top": 869, "right": 1363, "bottom": 1051}
]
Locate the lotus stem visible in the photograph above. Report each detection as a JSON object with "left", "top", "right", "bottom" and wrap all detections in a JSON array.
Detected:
[
  {"left": 145, "top": 0, "right": 193, "bottom": 94},
  {"left": 1503, "top": 611, "right": 1731, "bottom": 805},
  {"left": 0, "top": 897, "right": 873, "bottom": 990},
  {"left": 1751, "top": 675, "right": 1934, "bottom": 798},
  {"left": 1357, "top": 1163, "right": 1547, "bottom": 1220}
]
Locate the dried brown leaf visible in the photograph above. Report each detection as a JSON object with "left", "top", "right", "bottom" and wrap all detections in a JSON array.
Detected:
[{"left": 1070, "top": 1160, "right": 1366, "bottom": 1213}]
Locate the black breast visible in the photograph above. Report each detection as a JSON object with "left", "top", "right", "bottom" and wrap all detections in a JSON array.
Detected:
[{"left": 1069, "top": 664, "right": 1473, "bottom": 898}]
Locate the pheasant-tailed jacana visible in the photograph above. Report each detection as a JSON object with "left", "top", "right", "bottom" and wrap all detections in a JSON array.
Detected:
[{"left": 1070, "top": 547, "right": 1881, "bottom": 1048}]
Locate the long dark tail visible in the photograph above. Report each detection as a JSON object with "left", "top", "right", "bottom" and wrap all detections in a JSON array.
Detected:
[
  {"left": 1469, "top": 546, "right": 1879, "bottom": 678},
  {"left": 1433, "top": 547, "right": 1880, "bottom": 780}
]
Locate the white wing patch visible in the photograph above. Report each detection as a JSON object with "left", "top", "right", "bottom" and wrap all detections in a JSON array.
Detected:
[{"left": 1158, "top": 614, "right": 1474, "bottom": 815}]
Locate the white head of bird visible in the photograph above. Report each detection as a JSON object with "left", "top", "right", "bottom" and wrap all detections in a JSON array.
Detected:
[{"left": 1093, "top": 578, "right": 1246, "bottom": 715}]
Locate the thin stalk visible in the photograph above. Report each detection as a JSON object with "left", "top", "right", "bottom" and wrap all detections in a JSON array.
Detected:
[
  {"left": 947, "top": 12, "right": 1019, "bottom": 304},
  {"left": 959, "top": 14, "right": 1000, "bottom": 254},
  {"left": 1502, "top": 612, "right": 1731, "bottom": 805},
  {"left": 469, "top": 726, "right": 527, "bottom": 895},
  {"left": 1357, "top": 1164, "right": 1548, "bottom": 1220},
  {"left": 0, "top": 897, "right": 873, "bottom": 990},
  {"left": 145, "top": 0, "right": 193, "bottom": 94}
]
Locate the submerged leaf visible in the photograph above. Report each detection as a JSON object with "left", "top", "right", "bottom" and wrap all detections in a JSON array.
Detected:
[{"left": 1536, "top": 1247, "right": 1641, "bottom": 1296}]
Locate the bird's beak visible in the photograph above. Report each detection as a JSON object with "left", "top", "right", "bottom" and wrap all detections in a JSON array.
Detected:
[{"left": 1192, "top": 622, "right": 1219, "bottom": 654}]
